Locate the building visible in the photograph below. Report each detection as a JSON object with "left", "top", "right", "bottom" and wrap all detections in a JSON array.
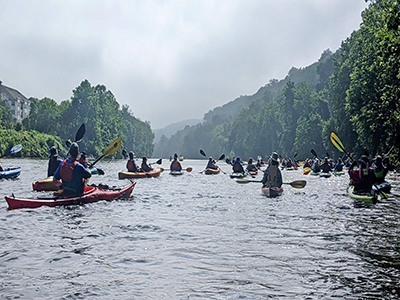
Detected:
[{"left": 0, "top": 80, "right": 31, "bottom": 122}]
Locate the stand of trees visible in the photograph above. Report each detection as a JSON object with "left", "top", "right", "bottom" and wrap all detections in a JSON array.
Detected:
[{"left": 155, "top": 0, "right": 400, "bottom": 164}]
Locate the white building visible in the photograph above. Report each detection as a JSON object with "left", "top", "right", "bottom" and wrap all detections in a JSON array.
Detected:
[{"left": 0, "top": 80, "right": 31, "bottom": 122}]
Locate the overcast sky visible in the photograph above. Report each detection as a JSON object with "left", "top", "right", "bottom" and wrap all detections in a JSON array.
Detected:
[{"left": 0, "top": 0, "right": 368, "bottom": 129}]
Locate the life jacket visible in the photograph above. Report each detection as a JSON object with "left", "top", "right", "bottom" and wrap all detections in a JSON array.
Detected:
[
  {"left": 59, "top": 159, "right": 78, "bottom": 182},
  {"left": 267, "top": 165, "right": 279, "bottom": 187},
  {"left": 354, "top": 167, "right": 374, "bottom": 192},
  {"left": 127, "top": 160, "right": 138, "bottom": 172},
  {"left": 170, "top": 161, "right": 181, "bottom": 171}
]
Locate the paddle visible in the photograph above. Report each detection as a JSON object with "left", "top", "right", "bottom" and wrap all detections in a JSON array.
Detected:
[
  {"left": 66, "top": 123, "right": 86, "bottom": 147},
  {"left": 0, "top": 144, "right": 22, "bottom": 158},
  {"left": 88, "top": 137, "right": 122, "bottom": 168},
  {"left": 330, "top": 132, "right": 388, "bottom": 199},
  {"left": 199, "top": 150, "right": 225, "bottom": 173},
  {"left": 160, "top": 167, "right": 193, "bottom": 172},
  {"left": 311, "top": 149, "right": 320, "bottom": 160},
  {"left": 235, "top": 178, "right": 307, "bottom": 188},
  {"left": 149, "top": 158, "right": 162, "bottom": 166}
]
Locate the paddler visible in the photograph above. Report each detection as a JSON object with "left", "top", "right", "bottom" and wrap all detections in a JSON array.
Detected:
[
  {"left": 320, "top": 157, "right": 331, "bottom": 173},
  {"left": 206, "top": 156, "right": 218, "bottom": 169},
  {"left": 78, "top": 151, "right": 89, "bottom": 168},
  {"left": 372, "top": 155, "right": 389, "bottom": 184},
  {"left": 232, "top": 157, "right": 245, "bottom": 174},
  {"left": 126, "top": 151, "right": 140, "bottom": 172},
  {"left": 348, "top": 156, "right": 374, "bottom": 194},
  {"left": 141, "top": 156, "right": 153, "bottom": 172},
  {"left": 47, "top": 146, "right": 62, "bottom": 177},
  {"left": 53, "top": 142, "right": 91, "bottom": 196},
  {"left": 261, "top": 152, "right": 283, "bottom": 188},
  {"left": 246, "top": 157, "right": 257, "bottom": 172},
  {"left": 170, "top": 153, "right": 182, "bottom": 171}
]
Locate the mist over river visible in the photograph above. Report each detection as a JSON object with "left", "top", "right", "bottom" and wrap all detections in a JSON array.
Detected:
[{"left": 1, "top": 158, "right": 399, "bottom": 299}]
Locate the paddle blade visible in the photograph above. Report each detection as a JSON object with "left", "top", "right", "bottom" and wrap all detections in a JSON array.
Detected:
[
  {"left": 218, "top": 153, "right": 225, "bottom": 161},
  {"left": 75, "top": 123, "right": 86, "bottom": 142},
  {"left": 186, "top": 167, "right": 193, "bottom": 172},
  {"left": 160, "top": 168, "right": 165, "bottom": 172},
  {"left": 311, "top": 149, "right": 318, "bottom": 158},
  {"left": 103, "top": 137, "right": 122, "bottom": 156},
  {"left": 289, "top": 180, "right": 307, "bottom": 188},
  {"left": 200, "top": 149, "right": 207, "bottom": 157},
  {"left": 330, "top": 132, "right": 345, "bottom": 152},
  {"left": 10, "top": 144, "right": 22, "bottom": 154}
]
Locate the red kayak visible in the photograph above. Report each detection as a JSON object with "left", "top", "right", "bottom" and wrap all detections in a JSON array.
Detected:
[
  {"left": 248, "top": 170, "right": 258, "bottom": 176},
  {"left": 118, "top": 168, "right": 162, "bottom": 179},
  {"left": 5, "top": 182, "right": 136, "bottom": 210},
  {"left": 204, "top": 168, "right": 220, "bottom": 175},
  {"left": 261, "top": 186, "right": 283, "bottom": 198}
]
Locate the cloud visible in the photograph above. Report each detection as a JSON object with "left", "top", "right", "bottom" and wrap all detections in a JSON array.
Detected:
[{"left": 0, "top": 0, "right": 368, "bottom": 128}]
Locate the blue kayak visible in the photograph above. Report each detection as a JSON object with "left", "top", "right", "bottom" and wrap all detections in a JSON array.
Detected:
[{"left": 0, "top": 167, "right": 21, "bottom": 179}]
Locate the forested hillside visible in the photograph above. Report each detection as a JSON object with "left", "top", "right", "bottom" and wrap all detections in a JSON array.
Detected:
[{"left": 155, "top": 0, "right": 400, "bottom": 164}]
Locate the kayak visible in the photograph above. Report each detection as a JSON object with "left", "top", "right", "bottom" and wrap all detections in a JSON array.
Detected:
[
  {"left": 347, "top": 185, "right": 377, "bottom": 204},
  {"left": 0, "top": 167, "right": 21, "bottom": 179},
  {"left": 6, "top": 182, "right": 136, "bottom": 210},
  {"left": 303, "top": 167, "right": 311, "bottom": 175},
  {"left": 170, "top": 170, "right": 184, "bottom": 176},
  {"left": 248, "top": 170, "right": 258, "bottom": 176},
  {"left": 204, "top": 168, "right": 220, "bottom": 175},
  {"left": 261, "top": 186, "right": 283, "bottom": 197},
  {"left": 286, "top": 167, "right": 294, "bottom": 171},
  {"left": 310, "top": 171, "right": 320, "bottom": 176},
  {"left": 320, "top": 172, "right": 332, "bottom": 178},
  {"left": 230, "top": 172, "right": 247, "bottom": 179},
  {"left": 32, "top": 176, "right": 58, "bottom": 191},
  {"left": 118, "top": 168, "right": 162, "bottom": 179},
  {"left": 373, "top": 181, "right": 391, "bottom": 194},
  {"left": 334, "top": 171, "right": 345, "bottom": 176}
]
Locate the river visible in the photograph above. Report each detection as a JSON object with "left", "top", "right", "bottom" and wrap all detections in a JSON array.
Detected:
[{"left": 0, "top": 158, "right": 399, "bottom": 299}]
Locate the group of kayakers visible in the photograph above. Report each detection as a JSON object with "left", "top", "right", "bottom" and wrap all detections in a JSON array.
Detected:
[{"left": 126, "top": 151, "right": 153, "bottom": 172}]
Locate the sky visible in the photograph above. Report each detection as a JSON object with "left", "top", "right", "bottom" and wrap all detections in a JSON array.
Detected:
[{"left": 0, "top": 0, "right": 369, "bottom": 129}]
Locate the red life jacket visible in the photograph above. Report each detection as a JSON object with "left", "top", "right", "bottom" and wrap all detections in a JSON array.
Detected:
[
  {"left": 59, "top": 159, "right": 78, "bottom": 182},
  {"left": 127, "top": 160, "right": 137, "bottom": 172}
]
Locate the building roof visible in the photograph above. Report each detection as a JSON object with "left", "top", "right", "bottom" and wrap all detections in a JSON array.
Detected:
[{"left": 1, "top": 85, "right": 29, "bottom": 102}]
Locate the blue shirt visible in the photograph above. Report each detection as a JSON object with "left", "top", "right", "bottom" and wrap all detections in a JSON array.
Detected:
[{"left": 54, "top": 159, "right": 91, "bottom": 195}]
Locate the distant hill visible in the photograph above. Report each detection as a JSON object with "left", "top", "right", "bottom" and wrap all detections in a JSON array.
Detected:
[{"left": 153, "top": 118, "right": 202, "bottom": 143}]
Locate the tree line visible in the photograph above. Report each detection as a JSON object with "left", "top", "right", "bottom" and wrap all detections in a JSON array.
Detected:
[
  {"left": 0, "top": 80, "right": 154, "bottom": 158},
  {"left": 155, "top": 0, "right": 400, "bottom": 164}
]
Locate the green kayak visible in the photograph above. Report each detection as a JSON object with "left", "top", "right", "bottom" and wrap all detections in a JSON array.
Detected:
[{"left": 347, "top": 185, "right": 377, "bottom": 204}]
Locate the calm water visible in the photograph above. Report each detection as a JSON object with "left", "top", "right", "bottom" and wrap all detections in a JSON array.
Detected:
[{"left": 0, "top": 158, "right": 399, "bottom": 299}]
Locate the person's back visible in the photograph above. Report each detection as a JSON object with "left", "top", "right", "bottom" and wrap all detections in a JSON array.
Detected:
[
  {"left": 126, "top": 151, "right": 139, "bottom": 172},
  {"left": 262, "top": 152, "right": 282, "bottom": 187},
  {"left": 206, "top": 157, "right": 217, "bottom": 169},
  {"left": 232, "top": 158, "right": 244, "bottom": 173},
  {"left": 170, "top": 153, "right": 182, "bottom": 171},
  {"left": 141, "top": 157, "right": 152, "bottom": 172},
  {"left": 373, "top": 156, "right": 388, "bottom": 184},
  {"left": 321, "top": 158, "right": 330, "bottom": 173},
  {"left": 349, "top": 160, "right": 374, "bottom": 193},
  {"left": 48, "top": 146, "right": 62, "bottom": 177},
  {"left": 53, "top": 142, "right": 91, "bottom": 196},
  {"left": 334, "top": 159, "right": 343, "bottom": 172},
  {"left": 312, "top": 159, "right": 321, "bottom": 172}
]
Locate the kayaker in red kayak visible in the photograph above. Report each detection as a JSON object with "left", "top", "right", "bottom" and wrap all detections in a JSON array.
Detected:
[
  {"left": 246, "top": 157, "right": 257, "bottom": 173},
  {"left": 53, "top": 142, "right": 92, "bottom": 196},
  {"left": 78, "top": 151, "right": 89, "bottom": 168},
  {"left": 47, "top": 146, "right": 62, "bottom": 177},
  {"left": 206, "top": 156, "right": 218, "bottom": 169},
  {"left": 170, "top": 153, "right": 182, "bottom": 171},
  {"left": 261, "top": 152, "right": 283, "bottom": 188},
  {"left": 127, "top": 151, "right": 140, "bottom": 172},
  {"left": 141, "top": 157, "right": 153, "bottom": 172}
]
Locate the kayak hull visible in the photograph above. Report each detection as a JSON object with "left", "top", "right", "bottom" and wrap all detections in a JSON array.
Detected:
[
  {"left": 262, "top": 186, "right": 283, "bottom": 198},
  {"left": 118, "top": 168, "right": 161, "bottom": 179},
  {"left": 230, "top": 172, "right": 247, "bottom": 179},
  {"left": 248, "top": 170, "right": 258, "bottom": 176},
  {"left": 347, "top": 185, "right": 377, "bottom": 204},
  {"left": 320, "top": 172, "right": 332, "bottom": 178},
  {"left": 204, "top": 168, "right": 220, "bottom": 175},
  {"left": 170, "top": 170, "right": 184, "bottom": 176},
  {"left": 373, "top": 181, "right": 391, "bottom": 194},
  {"left": 1, "top": 167, "right": 21, "bottom": 179},
  {"left": 303, "top": 167, "right": 311, "bottom": 175},
  {"left": 6, "top": 182, "right": 136, "bottom": 210}
]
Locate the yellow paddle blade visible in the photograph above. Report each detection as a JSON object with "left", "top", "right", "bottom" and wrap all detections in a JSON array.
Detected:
[
  {"left": 330, "top": 132, "right": 345, "bottom": 152},
  {"left": 103, "top": 137, "right": 122, "bottom": 157},
  {"left": 186, "top": 167, "right": 193, "bottom": 172},
  {"left": 290, "top": 180, "right": 307, "bottom": 188}
]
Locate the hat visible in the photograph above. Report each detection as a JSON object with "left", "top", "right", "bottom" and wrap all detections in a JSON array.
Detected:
[
  {"left": 49, "top": 146, "right": 58, "bottom": 157},
  {"left": 271, "top": 152, "right": 279, "bottom": 162},
  {"left": 68, "top": 142, "right": 79, "bottom": 158}
]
